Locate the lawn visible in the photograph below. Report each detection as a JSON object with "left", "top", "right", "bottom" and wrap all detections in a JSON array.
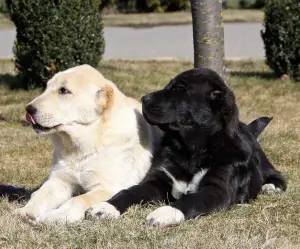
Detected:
[
  {"left": 0, "top": 59, "right": 300, "bottom": 249},
  {"left": 0, "top": 9, "right": 263, "bottom": 30}
]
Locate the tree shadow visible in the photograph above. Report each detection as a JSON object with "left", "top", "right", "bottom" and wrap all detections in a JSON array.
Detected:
[
  {"left": 228, "top": 71, "right": 278, "bottom": 80},
  {"left": 0, "top": 73, "right": 24, "bottom": 89}
]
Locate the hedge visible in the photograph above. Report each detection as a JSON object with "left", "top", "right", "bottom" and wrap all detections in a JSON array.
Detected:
[
  {"left": 261, "top": 0, "right": 300, "bottom": 80},
  {"left": 7, "top": 0, "right": 105, "bottom": 89}
]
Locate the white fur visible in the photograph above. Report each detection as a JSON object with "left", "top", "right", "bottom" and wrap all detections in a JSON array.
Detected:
[
  {"left": 160, "top": 168, "right": 187, "bottom": 199},
  {"left": 146, "top": 206, "right": 185, "bottom": 227},
  {"left": 160, "top": 168, "right": 209, "bottom": 199},
  {"left": 261, "top": 183, "right": 282, "bottom": 195},
  {"left": 16, "top": 65, "right": 161, "bottom": 223},
  {"left": 185, "top": 169, "right": 209, "bottom": 194},
  {"left": 86, "top": 202, "right": 121, "bottom": 220},
  {"left": 37, "top": 198, "right": 86, "bottom": 223}
]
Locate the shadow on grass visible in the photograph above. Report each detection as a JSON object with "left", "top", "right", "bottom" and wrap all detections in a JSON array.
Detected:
[
  {"left": 229, "top": 71, "right": 278, "bottom": 80},
  {"left": 0, "top": 73, "right": 25, "bottom": 89}
]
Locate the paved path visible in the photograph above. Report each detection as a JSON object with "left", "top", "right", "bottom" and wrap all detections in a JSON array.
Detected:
[{"left": 0, "top": 23, "right": 264, "bottom": 60}]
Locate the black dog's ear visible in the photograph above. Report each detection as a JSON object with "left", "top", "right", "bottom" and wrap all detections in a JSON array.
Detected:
[
  {"left": 247, "top": 116, "right": 273, "bottom": 139},
  {"left": 210, "top": 90, "right": 222, "bottom": 100}
]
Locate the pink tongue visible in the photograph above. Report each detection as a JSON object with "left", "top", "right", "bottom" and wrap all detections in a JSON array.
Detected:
[{"left": 25, "top": 113, "right": 36, "bottom": 125}]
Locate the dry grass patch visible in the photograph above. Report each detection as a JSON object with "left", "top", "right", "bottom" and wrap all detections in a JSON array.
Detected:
[
  {"left": 0, "top": 9, "right": 263, "bottom": 30},
  {"left": 0, "top": 60, "right": 299, "bottom": 248}
]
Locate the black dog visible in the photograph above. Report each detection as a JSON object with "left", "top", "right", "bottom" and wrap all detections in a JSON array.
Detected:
[{"left": 86, "top": 68, "right": 286, "bottom": 227}]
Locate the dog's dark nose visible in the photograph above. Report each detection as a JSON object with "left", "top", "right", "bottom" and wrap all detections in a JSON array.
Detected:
[
  {"left": 25, "top": 105, "right": 37, "bottom": 115},
  {"left": 141, "top": 95, "right": 151, "bottom": 104}
]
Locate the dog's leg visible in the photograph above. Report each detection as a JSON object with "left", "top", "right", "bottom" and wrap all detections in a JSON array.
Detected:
[
  {"left": 146, "top": 167, "right": 234, "bottom": 228},
  {"left": 257, "top": 144, "right": 287, "bottom": 194},
  {"left": 85, "top": 170, "right": 174, "bottom": 221},
  {"left": 15, "top": 178, "right": 73, "bottom": 220},
  {"left": 146, "top": 189, "right": 231, "bottom": 228},
  {"left": 261, "top": 169, "right": 286, "bottom": 195},
  {"left": 37, "top": 188, "right": 112, "bottom": 223}
]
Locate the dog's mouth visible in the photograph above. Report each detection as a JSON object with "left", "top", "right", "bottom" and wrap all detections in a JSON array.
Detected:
[
  {"left": 143, "top": 106, "right": 184, "bottom": 132},
  {"left": 142, "top": 108, "right": 161, "bottom": 125},
  {"left": 25, "top": 113, "right": 60, "bottom": 132},
  {"left": 142, "top": 103, "right": 172, "bottom": 124}
]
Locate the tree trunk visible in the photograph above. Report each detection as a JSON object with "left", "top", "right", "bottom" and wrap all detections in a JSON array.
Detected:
[{"left": 190, "top": 0, "right": 225, "bottom": 78}]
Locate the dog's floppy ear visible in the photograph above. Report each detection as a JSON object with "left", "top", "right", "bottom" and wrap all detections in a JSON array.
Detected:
[{"left": 96, "top": 85, "right": 114, "bottom": 110}]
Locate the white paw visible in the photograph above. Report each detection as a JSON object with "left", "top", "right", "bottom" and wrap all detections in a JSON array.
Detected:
[
  {"left": 146, "top": 206, "right": 185, "bottom": 227},
  {"left": 85, "top": 202, "right": 120, "bottom": 220},
  {"left": 37, "top": 208, "right": 84, "bottom": 223},
  {"left": 37, "top": 199, "right": 85, "bottom": 223},
  {"left": 14, "top": 207, "right": 28, "bottom": 217},
  {"left": 14, "top": 207, "right": 39, "bottom": 220},
  {"left": 261, "top": 183, "right": 283, "bottom": 195}
]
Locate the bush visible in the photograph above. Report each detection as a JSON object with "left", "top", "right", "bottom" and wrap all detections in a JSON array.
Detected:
[
  {"left": 6, "top": 0, "right": 105, "bottom": 89},
  {"left": 253, "top": 0, "right": 265, "bottom": 8},
  {"left": 0, "top": 0, "right": 8, "bottom": 12},
  {"left": 223, "top": 0, "right": 264, "bottom": 9},
  {"left": 239, "top": 0, "right": 256, "bottom": 8},
  {"left": 91, "top": 0, "right": 115, "bottom": 11},
  {"left": 141, "top": 0, "right": 190, "bottom": 12},
  {"left": 117, "top": 0, "right": 189, "bottom": 13},
  {"left": 261, "top": 0, "right": 300, "bottom": 80}
]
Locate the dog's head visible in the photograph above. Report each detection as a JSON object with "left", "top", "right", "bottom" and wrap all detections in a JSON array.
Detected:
[
  {"left": 25, "top": 65, "right": 115, "bottom": 135},
  {"left": 142, "top": 68, "right": 239, "bottom": 140}
]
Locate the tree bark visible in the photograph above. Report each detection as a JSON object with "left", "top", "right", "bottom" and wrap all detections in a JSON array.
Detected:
[{"left": 190, "top": 0, "right": 225, "bottom": 78}]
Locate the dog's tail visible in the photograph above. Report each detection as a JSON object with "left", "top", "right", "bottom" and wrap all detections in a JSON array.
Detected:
[
  {"left": 0, "top": 184, "right": 36, "bottom": 202},
  {"left": 247, "top": 117, "right": 273, "bottom": 139}
]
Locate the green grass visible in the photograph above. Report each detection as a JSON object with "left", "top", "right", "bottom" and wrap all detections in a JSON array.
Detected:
[
  {"left": 0, "top": 59, "right": 300, "bottom": 248},
  {"left": 0, "top": 9, "right": 264, "bottom": 30}
]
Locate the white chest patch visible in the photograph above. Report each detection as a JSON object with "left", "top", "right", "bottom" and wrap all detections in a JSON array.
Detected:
[
  {"left": 161, "top": 168, "right": 209, "bottom": 199},
  {"left": 185, "top": 169, "right": 208, "bottom": 194}
]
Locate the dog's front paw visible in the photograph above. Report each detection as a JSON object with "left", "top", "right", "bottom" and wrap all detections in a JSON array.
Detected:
[
  {"left": 85, "top": 202, "right": 120, "bottom": 220},
  {"left": 37, "top": 199, "right": 86, "bottom": 223},
  {"left": 14, "top": 207, "right": 39, "bottom": 221},
  {"left": 146, "top": 206, "right": 185, "bottom": 228},
  {"left": 261, "top": 183, "right": 283, "bottom": 195},
  {"left": 37, "top": 208, "right": 84, "bottom": 223}
]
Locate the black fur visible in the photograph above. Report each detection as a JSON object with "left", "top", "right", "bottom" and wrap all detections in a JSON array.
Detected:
[
  {"left": 99, "top": 68, "right": 286, "bottom": 221},
  {"left": 246, "top": 116, "right": 273, "bottom": 139},
  {"left": 0, "top": 117, "right": 273, "bottom": 204},
  {"left": 0, "top": 118, "right": 275, "bottom": 204},
  {"left": 0, "top": 184, "right": 35, "bottom": 202}
]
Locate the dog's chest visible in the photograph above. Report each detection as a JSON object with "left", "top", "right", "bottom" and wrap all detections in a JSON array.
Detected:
[
  {"left": 161, "top": 167, "right": 209, "bottom": 199},
  {"left": 52, "top": 146, "right": 152, "bottom": 193}
]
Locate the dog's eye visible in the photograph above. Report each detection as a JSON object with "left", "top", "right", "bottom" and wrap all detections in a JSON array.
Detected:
[{"left": 58, "top": 87, "right": 71, "bottom": 95}]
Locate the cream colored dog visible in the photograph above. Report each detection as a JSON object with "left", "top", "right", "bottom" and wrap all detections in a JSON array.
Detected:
[{"left": 16, "top": 65, "right": 161, "bottom": 223}]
